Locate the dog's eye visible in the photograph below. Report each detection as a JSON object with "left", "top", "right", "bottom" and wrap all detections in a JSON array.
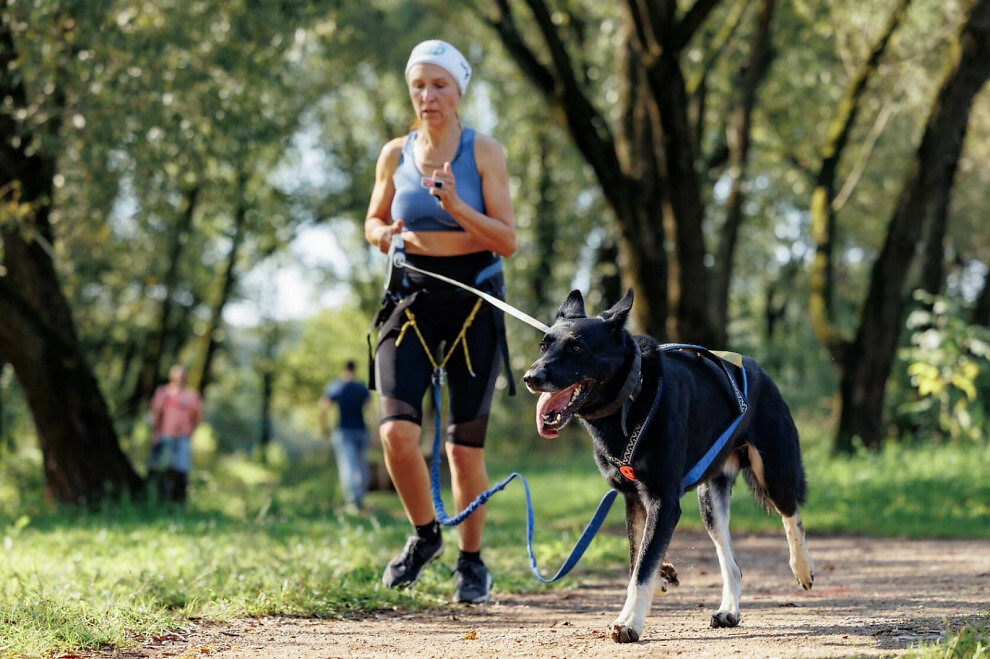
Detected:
[
  {"left": 570, "top": 343, "right": 582, "bottom": 353},
  {"left": 539, "top": 342, "right": 547, "bottom": 353}
]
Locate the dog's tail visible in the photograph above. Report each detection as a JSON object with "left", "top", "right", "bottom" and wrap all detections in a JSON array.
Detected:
[{"left": 740, "top": 441, "right": 807, "bottom": 517}]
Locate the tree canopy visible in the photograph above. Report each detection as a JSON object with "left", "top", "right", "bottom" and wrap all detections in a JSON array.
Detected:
[{"left": 1, "top": 0, "right": 988, "bottom": 500}]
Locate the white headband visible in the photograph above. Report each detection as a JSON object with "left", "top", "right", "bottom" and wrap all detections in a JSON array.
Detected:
[{"left": 405, "top": 40, "right": 472, "bottom": 95}]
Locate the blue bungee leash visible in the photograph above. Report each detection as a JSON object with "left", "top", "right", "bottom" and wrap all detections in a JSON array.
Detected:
[
  {"left": 427, "top": 370, "right": 619, "bottom": 583},
  {"left": 385, "top": 241, "right": 750, "bottom": 582}
]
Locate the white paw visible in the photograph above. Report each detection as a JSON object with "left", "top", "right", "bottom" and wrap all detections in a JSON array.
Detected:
[{"left": 790, "top": 553, "right": 814, "bottom": 590}]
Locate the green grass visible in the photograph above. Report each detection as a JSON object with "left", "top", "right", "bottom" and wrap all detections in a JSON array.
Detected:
[
  {"left": 1, "top": 421, "right": 988, "bottom": 657},
  {"left": 907, "top": 616, "right": 990, "bottom": 658}
]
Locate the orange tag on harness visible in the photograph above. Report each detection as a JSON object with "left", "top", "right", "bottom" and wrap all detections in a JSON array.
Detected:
[{"left": 619, "top": 465, "right": 637, "bottom": 481}]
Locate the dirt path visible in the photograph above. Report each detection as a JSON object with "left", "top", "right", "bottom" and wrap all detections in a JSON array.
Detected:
[{"left": 110, "top": 532, "right": 988, "bottom": 658}]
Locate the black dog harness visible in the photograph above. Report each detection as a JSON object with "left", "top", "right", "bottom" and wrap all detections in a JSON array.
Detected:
[{"left": 587, "top": 343, "right": 750, "bottom": 496}]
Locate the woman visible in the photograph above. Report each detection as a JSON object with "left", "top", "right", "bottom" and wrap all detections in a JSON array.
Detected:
[
  {"left": 149, "top": 364, "right": 202, "bottom": 504},
  {"left": 365, "top": 39, "right": 516, "bottom": 604}
]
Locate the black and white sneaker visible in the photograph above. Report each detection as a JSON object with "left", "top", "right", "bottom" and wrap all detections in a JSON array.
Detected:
[
  {"left": 453, "top": 559, "right": 492, "bottom": 604},
  {"left": 382, "top": 535, "right": 444, "bottom": 589}
]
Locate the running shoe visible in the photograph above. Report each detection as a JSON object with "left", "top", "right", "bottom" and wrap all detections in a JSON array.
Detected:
[
  {"left": 382, "top": 535, "right": 444, "bottom": 589},
  {"left": 453, "top": 559, "right": 492, "bottom": 604}
]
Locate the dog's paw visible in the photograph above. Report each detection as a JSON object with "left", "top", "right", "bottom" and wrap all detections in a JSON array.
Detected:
[
  {"left": 660, "top": 562, "right": 679, "bottom": 588},
  {"left": 797, "top": 571, "right": 814, "bottom": 590},
  {"left": 710, "top": 611, "right": 740, "bottom": 628},
  {"left": 609, "top": 623, "right": 640, "bottom": 643}
]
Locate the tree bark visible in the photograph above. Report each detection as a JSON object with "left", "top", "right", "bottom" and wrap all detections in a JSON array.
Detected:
[
  {"left": 918, "top": 202, "right": 950, "bottom": 299},
  {"left": 624, "top": 0, "right": 719, "bottom": 345},
  {"left": 0, "top": 7, "right": 141, "bottom": 501},
  {"left": 0, "top": 357, "right": 5, "bottom": 448},
  {"left": 484, "top": 0, "right": 728, "bottom": 342},
  {"left": 125, "top": 184, "right": 200, "bottom": 416},
  {"left": 0, "top": 281, "right": 143, "bottom": 501},
  {"left": 837, "top": 0, "right": 990, "bottom": 451},
  {"left": 530, "top": 133, "right": 556, "bottom": 312},
  {"left": 808, "top": 0, "right": 912, "bottom": 363},
  {"left": 259, "top": 323, "right": 277, "bottom": 457},
  {"left": 194, "top": 171, "right": 249, "bottom": 396},
  {"left": 974, "top": 264, "right": 990, "bottom": 327},
  {"left": 711, "top": 0, "right": 776, "bottom": 346}
]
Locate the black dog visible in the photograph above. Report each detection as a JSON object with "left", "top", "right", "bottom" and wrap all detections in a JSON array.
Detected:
[{"left": 523, "top": 290, "right": 813, "bottom": 643}]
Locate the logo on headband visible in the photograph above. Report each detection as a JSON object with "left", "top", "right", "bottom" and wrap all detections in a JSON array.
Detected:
[{"left": 417, "top": 42, "right": 447, "bottom": 56}]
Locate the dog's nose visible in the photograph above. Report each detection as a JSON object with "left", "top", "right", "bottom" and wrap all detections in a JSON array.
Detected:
[{"left": 523, "top": 367, "right": 545, "bottom": 389}]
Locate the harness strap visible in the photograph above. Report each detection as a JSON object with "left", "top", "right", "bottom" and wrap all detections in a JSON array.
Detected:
[
  {"left": 473, "top": 256, "right": 503, "bottom": 286},
  {"left": 606, "top": 344, "right": 750, "bottom": 492},
  {"left": 678, "top": 368, "right": 749, "bottom": 495},
  {"left": 395, "top": 298, "right": 483, "bottom": 376},
  {"left": 603, "top": 374, "right": 663, "bottom": 482},
  {"left": 661, "top": 344, "right": 749, "bottom": 416}
]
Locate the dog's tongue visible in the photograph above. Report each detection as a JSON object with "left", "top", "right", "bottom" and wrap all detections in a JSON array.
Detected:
[{"left": 536, "top": 388, "right": 575, "bottom": 439}]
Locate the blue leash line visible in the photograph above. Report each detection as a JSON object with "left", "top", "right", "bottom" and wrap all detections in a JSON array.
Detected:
[{"left": 428, "top": 376, "right": 617, "bottom": 583}]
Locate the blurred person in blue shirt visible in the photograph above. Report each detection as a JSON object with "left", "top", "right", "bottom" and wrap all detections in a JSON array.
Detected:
[{"left": 319, "top": 360, "right": 372, "bottom": 512}]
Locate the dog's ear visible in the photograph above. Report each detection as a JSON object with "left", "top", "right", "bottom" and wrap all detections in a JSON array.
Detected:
[
  {"left": 556, "top": 289, "right": 587, "bottom": 320},
  {"left": 599, "top": 288, "right": 634, "bottom": 329}
]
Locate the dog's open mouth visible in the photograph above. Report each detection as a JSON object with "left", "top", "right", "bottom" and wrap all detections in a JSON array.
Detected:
[{"left": 535, "top": 380, "right": 594, "bottom": 438}]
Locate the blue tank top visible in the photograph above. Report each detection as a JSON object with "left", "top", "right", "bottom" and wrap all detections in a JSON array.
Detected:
[{"left": 391, "top": 127, "right": 486, "bottom": 232}]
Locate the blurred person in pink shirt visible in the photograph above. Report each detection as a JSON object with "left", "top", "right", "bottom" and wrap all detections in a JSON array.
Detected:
[{"left": 149, "top": 364, "right": 202, "bottom": 504}]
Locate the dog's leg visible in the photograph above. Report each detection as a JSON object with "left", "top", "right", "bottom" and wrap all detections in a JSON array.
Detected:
[
  {"left": 610, "top": 494, "right": 679, "bottom": 643},
  {"left": 698, "top": 471, "right": 742, "bottom": 628},
  {"left": 782, "top": 512, "right": 814, "bottom": 590},
  {"left": 744, "top": 439, "right": 814, "bottom": 591},
  {"left": 624, "top": 493, "right": 646, "bottom": 575},
  {"left": 625, "top": 495, "right": 677, "bottom": 594}
]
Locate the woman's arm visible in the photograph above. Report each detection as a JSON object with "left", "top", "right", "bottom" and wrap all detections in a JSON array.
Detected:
[
  {"left": 365, "top": 138, "right": 404, "bottom": 253},
  {"left": 433, "top": 134, "right": 516, "bottom": 257}
]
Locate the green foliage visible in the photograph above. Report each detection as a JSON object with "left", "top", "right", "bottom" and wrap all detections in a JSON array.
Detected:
[
  {"left": 909, "top": 615, "right": 990, "bottom": 658},
  {"left": 4, "top": 0, "right": 988, "bottom": 463},
  {"left": 2, "top": 413, "right": 989, "bottom": 655},
  {"left": 894, "top": 292, "right": 990, "bottom": 443},
  {"left": 790, "top": 422, "right": 990, "bottom": 538}
]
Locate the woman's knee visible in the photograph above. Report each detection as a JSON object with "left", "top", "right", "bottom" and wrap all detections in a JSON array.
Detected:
[
  {"left": 380, "top": 420, "right": 421, "bottom": 456},
  {"left": 445, "top": 442, "right": 484, "bottom": 471}
]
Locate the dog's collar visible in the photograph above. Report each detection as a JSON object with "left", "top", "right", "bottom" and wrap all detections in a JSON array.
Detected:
[{"left": 578, "top": 340, "right": 643, "bottom": 434}]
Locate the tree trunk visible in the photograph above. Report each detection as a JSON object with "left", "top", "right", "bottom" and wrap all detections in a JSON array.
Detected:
[
  {"left": 485, "top": 0, "right": 727, "bottom": 343},
  {"left": 0, "top": 282, "right": 143, "bottom": 501},
  {"left": 257, "top": 319, "right": 280, "bottom": 461},
  {"left": 711, "top": 0, "right": 776, "bottom": 346},
  {"left": 0, "top": 8, "right": 141, "bottom": 501},
  {"left": 837, "top": 0, "right": 990, "bottom": 452},
  {"left": 592, "top": 236, "right": 624, "bottom": 311},
  {"left": 918, "top": 197, "right": 951, "bottom": 299},
  {"left": 627, "top": 0, "right": 716, "bottom": 345},
  {"left": 974, "top": 265, "right": 990, "bottom": 327},
  {"left": 194, "top": 171, "right": 249, "bottom": 396},
  {"left": 125, "top": 184, "right": 200, "bottom": 416},
  {"left": 530, "top": 133, "right": 556, "bottom": 312},
  {"left": 0, "top": 358, "right": 5, "bottom": 448},
  {"left": 809, "top": 0, "right": 912, "bottom": 363}
]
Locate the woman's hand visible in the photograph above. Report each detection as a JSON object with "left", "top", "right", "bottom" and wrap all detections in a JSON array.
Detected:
[
  {"left": 375, "top": 219, "right": 404, "bottom": 254},
  {"left": 429, "top": 162, "right": 460, "bottom": 213}
]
